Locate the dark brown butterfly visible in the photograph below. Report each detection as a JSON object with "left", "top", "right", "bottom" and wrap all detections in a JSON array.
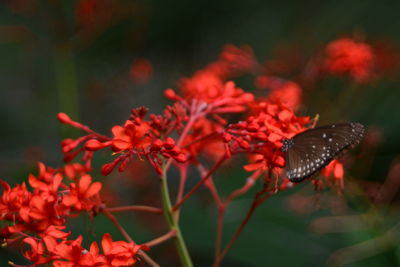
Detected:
[{"left": 282, "top": 122, "right": 365, "bottom": 182}]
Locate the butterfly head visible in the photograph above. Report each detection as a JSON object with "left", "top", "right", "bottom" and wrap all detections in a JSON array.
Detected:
[{"left": 281, "top": 138, "right": 294, "bottom": 152}]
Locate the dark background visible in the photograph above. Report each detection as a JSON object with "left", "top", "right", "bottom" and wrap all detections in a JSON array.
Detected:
[{"left": 1, "top": 0, "right": 400, "bottom": 266}]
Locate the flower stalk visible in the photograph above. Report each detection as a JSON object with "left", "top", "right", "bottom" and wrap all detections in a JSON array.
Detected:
[{"left": 160, "top": 164, "right": 193, "bottom": 267}]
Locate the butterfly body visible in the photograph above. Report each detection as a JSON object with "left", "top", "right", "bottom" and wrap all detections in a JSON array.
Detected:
[{"left": 283, "top": 122, "right": 364, "bottom": 182}]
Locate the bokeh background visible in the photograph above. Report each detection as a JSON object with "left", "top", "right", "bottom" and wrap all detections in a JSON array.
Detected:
[{"left": 1, "top": 0, "right": 400, "bottom": 266}]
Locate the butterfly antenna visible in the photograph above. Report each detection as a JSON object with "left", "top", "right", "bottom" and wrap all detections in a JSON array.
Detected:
[{"left": 311, "top": 114, "right": 320, "bottom": 128}]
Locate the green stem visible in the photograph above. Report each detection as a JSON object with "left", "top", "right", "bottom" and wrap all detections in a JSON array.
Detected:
[{"left": 160, "top": 166, "right": 193, "bottom": 267}]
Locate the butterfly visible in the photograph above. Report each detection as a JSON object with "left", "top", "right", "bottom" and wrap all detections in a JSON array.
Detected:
[{"left": 282, "top": 122, "right": 365, "bottom": 182}]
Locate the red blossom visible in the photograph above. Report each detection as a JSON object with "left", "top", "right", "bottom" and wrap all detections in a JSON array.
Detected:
[
  {"left": 101, "top": 233, "right": 147, "bottom": 266},
  {"left": 62, "top": 175, "right": 102, "bottom": 212},
  {"left": 254, "top": 76, "right": 302, "bottom": 111},
  {"left": 43, "top": 225, "right": 70, "bottom": 239},
  {"left": 324, "top": 38, "right": 375, "bottom": 82},
  {"left": 111, "top": 120, "right": 152, "bottom": 153},
  {"left": 130, "top": 58, "right": 153, "bottom": 84},
  {"left": 318, "top": 159, "right": 346, "bottom": 191},
  {"left": 218, "top": 44, "right": 258, "bottom": 75},
  {"left": 0, "top": 181, "right": 31, "bottom": 220},
  {"left": 17, "top": 226, "right": 147, "bottom": 267},
  {"left": 0, "top": 162, "right": 103, "bottom": 238},
  {"left": 167, "top": 45, "right": 256, "bottom": 114},
  {"left": 226, "top": 101, "right": 311, "bottom": 174},
  {"left": 67, "top": 106, "right": 189, "bottom": 176},
  {"left": 63, "top": 163, "right": 91, "bottom": 180},
  {"left": 28, "top": 172, "right": 62, "bottom": 202},
  {"left": 321, "top": 160, "right": 344, "bottom": 180},
  {"left": 22, "top": 237, "right": 51, "bottom": 265},
  {"left": 50, "top": 235, "right": 106, "bottom": 267},
  {"left": 184, "top": 117, "right": 226, "bottom": 161},
  {"left": 178, "top": 77, "right": 254, "bottom": 113}
]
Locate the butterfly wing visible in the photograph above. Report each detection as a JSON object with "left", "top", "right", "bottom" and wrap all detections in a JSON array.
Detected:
[{"left": 285, "top": 122, "right": 364, "bottom": 182}]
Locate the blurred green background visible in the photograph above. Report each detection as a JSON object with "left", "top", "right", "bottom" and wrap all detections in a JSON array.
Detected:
[{"left": 1, "top": 0, "right": 400, "bottom": 266}]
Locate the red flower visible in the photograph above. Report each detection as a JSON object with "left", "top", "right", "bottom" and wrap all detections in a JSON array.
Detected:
[
  {"left": 130, "top": 58, "right": 153, "bottom": 84},
  {"left": 184, "top": 117, "right": 226, "bottom": 161},
  {"left": 17, "top": 229, "right": 147, "bottom": 267},
  {"left": 22, "top": 237, "right": 51, "bottom": 265},
  {"left": 167, "top": 45, "right": 256, "bottom": 114},
  {"left": 66, "top": 106, "right": 189, "bottom": 176},
  {"left": 0, "top": 178, "right": 64, "bottom": 237},
  {"left": 218, "top": 44, "right": 257, "bottom": 75},
  {"left": 19, "top": 194, "right": 66, "bottom": 232},
  {"left": 321, "top": 160, "right": 344, "bottom": 180},
  {"left": 324, "top": 38, "right": 375, "bottom": 82},
  {"left": 111, "top": 120, "right": 152, "bottom": 153},
  {"left": 50, "top": 235, "right": 108, "bottom": 267},
  {"left": 254, "top": 76, "right": 302, "bottom": 111},
  {"left": 0, "top": 181, "right": 31, "bottom": 221},
  {"left": 101, "top": 233, "right": 146, "bottom": 266},
  {"left": 226, "top": 101, "right": 311, "bottom": 174},
  {"left": 0, "top": 163, "right": 101, "bottom": 238},
  {"left": 62, "top": 174, "right": 102, "bottom": 211},
  {"left": 178, "top": 76, "right": 254, "bottom": 113},
  {"left": 63, "top": 163, "right": 90, "bottom": 180},
  {"left": 28, "top": 172, "right": 62, "bottom": 203}
]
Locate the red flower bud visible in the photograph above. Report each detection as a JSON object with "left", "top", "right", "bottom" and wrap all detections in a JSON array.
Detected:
[
  {"left": 118, "top": 158, "right": 130, "bottom": 172},
  {"left": 247, "top": 123, "right": 259, "bottom": 132},
  {"left": 174, "top": 153, "right": 187, "bottom": 163},
  {"left": 151, "top": 139, "right": 163, "bottom": 151},
  {"left": 164, "top": 88, "right": 178, "bottom": 100},
  {"left": 169, "top": 146, "right": 181, "bottom": 156},
  {"left": 61, "top": 138, "right": 74, "bottom": 147},
  {"left": 161, "top": 152, "right": 171, "bottom": 158},
  {"left": 163, "top": 137, "right": 175, "bottom": 149},
  {"left": 101, "top": 162, "right": 117, "bottom": 176},
  {"left": 256, "top": 132, "right": 267, "bottom": 140},
  {"left": 57, "top": 112, "right": 72, "bottom": 123},
  {"left": 63, "top": 150, "right": 81, "bottom": 162},
  {"left": 85, "top": 140, "right": 110, "bottom": 151},
  {"left": 238, "top": 140, "right": 250, "bottom": 149},
  {"left": 222, "top": 133, "right": 232, "bottom": 142}
]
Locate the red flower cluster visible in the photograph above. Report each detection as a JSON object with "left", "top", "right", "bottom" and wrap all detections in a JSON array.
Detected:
[
  {"left": 0, "top": 163, "right": 101, "bottom": 238},
  {"left": 60, "top": 107, "right": 188, "bottom": 176},
  {"left": 0, "top": 163, "right": 149, "bottom": 266},
  {"left": 167, "top": 45, "right": 256, "bottom": 114},
  {"left": 324, "top": 38, "right": 375, "bottom": 82},
  {"left": 254, "top": 76, "right": 302, "bottom": 111},
  {"left": 183, "top": 117, "right": 226, "bottom": 161},
  {"left": 224, "top": 101, "right": 311, "bottom": 175},
  {"left": 21, "top": 231, "right": 146, "bottom": 267}
]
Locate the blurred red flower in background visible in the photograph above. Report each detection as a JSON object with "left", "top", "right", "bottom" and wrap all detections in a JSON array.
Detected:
[
  {"left": 130, "top": 59, "right": 153, "bottom": 84},
  {"left": 254, "top": 76, "right": 302, "bottom": 111},
  {"left": 322, "top": 160, "right": 344, "bottom": 180},
  {"left": 324, "top": 38, "right": 375, "bottom": 83},
  {"left": 75, "top": 0, "right": 114, "bottom": 27}
]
